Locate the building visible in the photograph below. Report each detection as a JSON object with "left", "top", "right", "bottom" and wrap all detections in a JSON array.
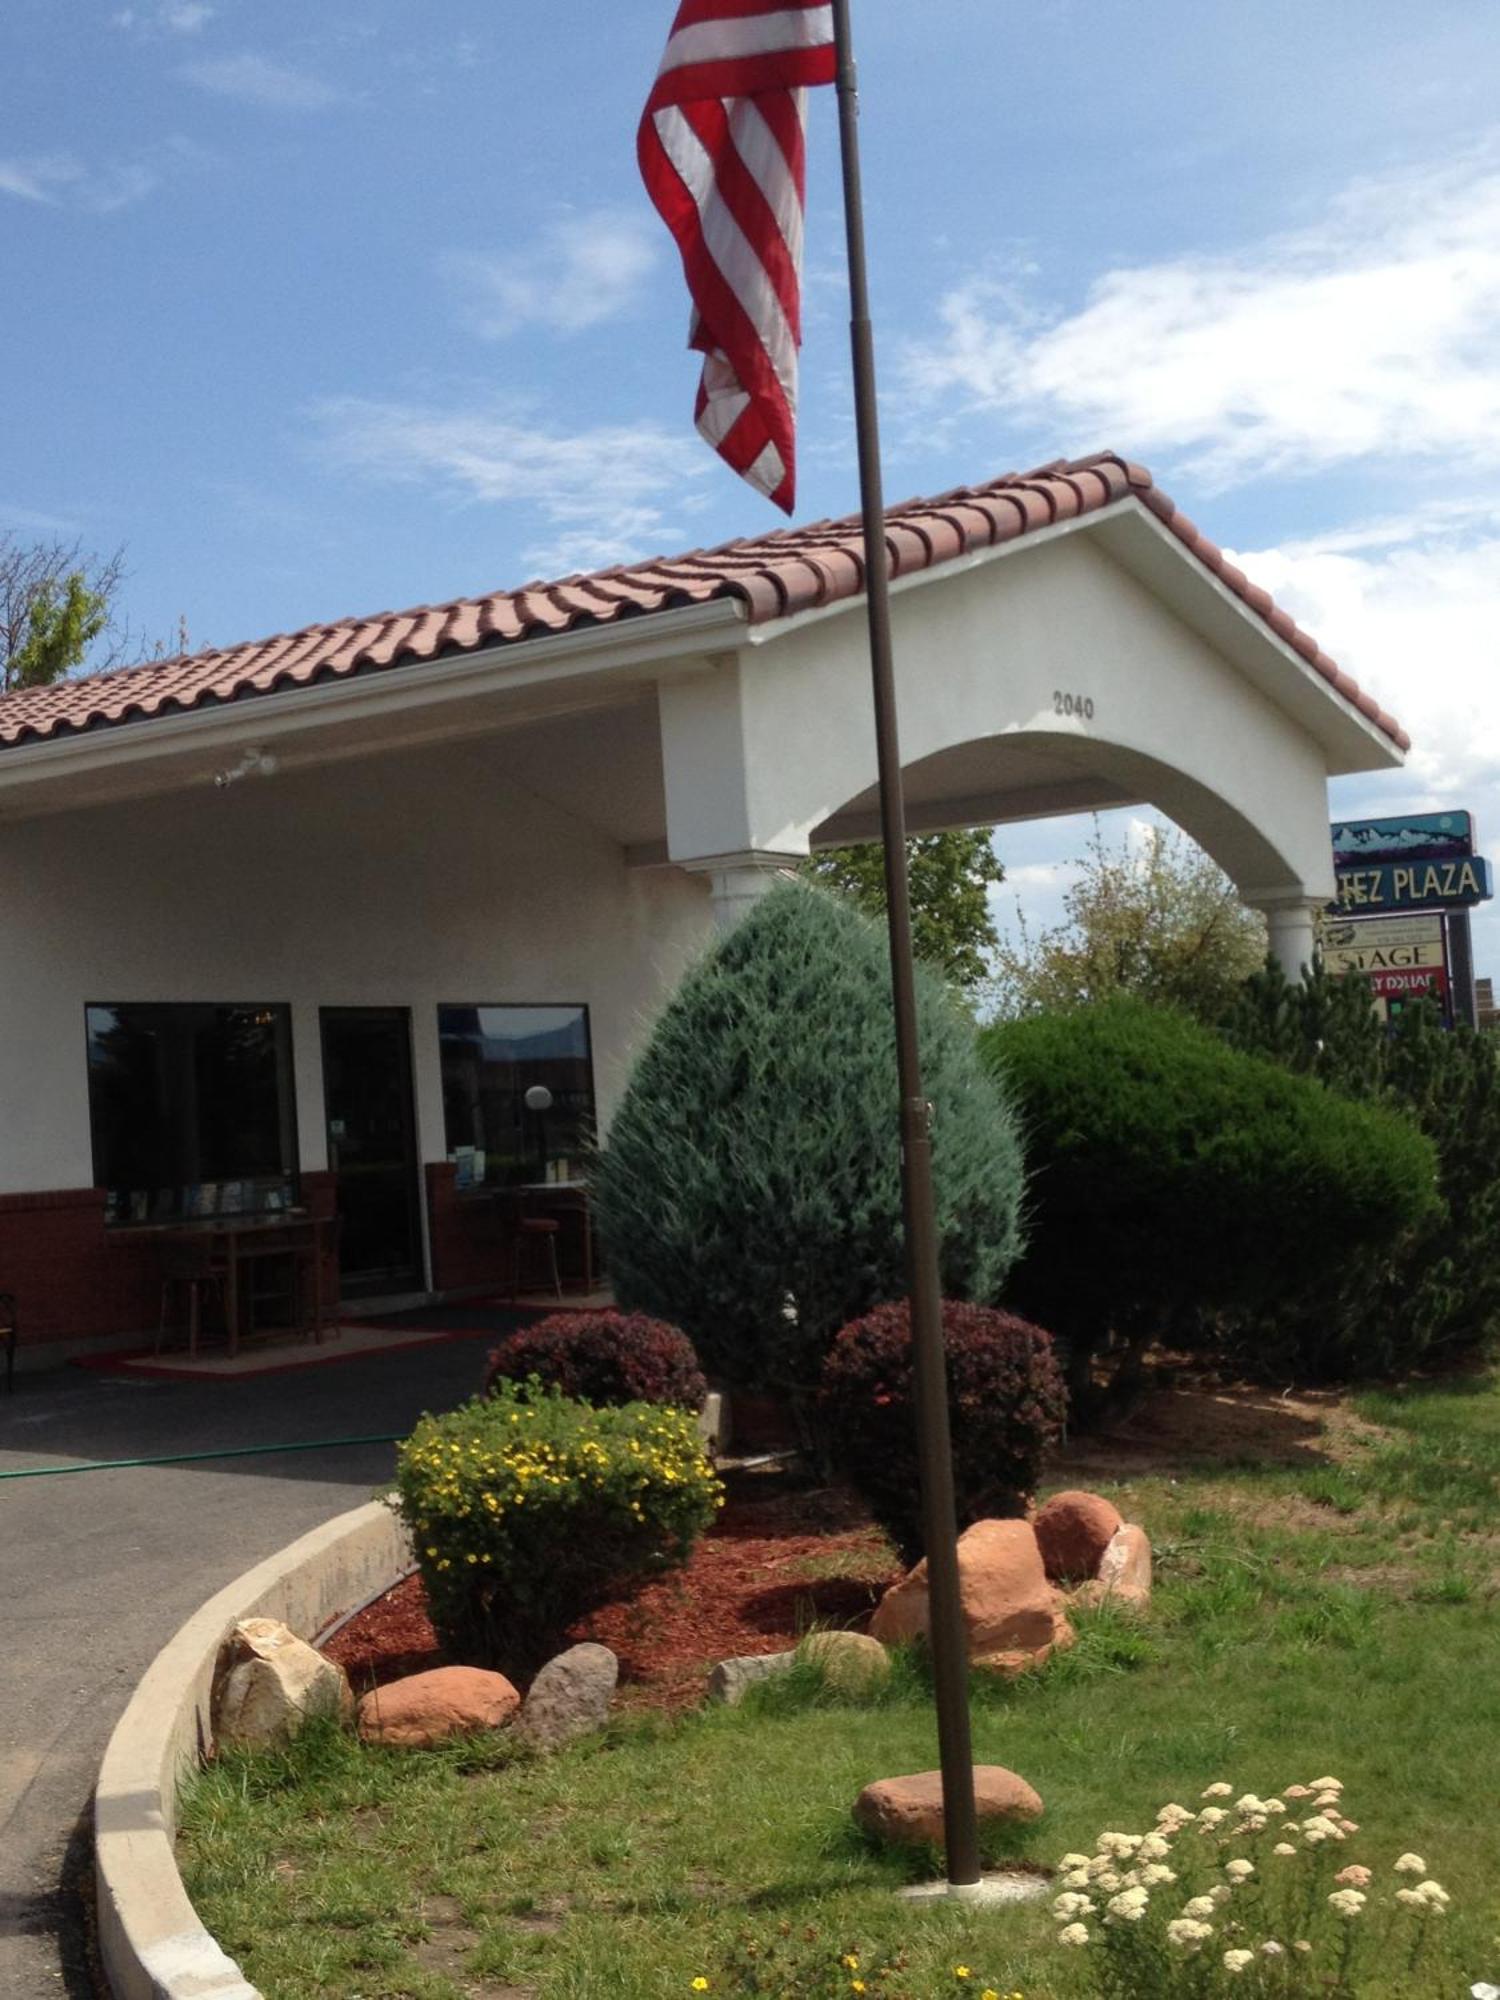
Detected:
[{"left": 0, "top": 453, "right": 1408, "bottom": 1361}]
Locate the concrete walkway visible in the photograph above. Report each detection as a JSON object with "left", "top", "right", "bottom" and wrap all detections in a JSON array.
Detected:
[{"left": 0, "top": 1319, "right": 518, "bottom": 1998}]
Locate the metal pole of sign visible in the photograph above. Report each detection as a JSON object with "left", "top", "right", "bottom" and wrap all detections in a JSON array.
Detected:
[
  {"left": 1446, "top": 910, "right": 1478, "bottom": 1029},
  {"left": 829, "top": 0, "right": 981, "bottom": 1891}
]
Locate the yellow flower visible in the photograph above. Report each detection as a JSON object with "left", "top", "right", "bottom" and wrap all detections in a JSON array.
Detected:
[
  {"left": 954, "top": 1970, "right": 972, "bottom": 1982},
  {"left": 842, "top": 1957, "right": 860, "bottom": 1971},
  {"left": 851, "top": 1985, "right": 866, "bottom": 1995},
  {"left": 690, "top": 1982, "right": 710, "bottom": 1993}
]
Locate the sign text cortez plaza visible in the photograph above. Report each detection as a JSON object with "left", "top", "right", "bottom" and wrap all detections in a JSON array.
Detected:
[{"left": 1332, "top": 854, "right": 1493, "bottom": 914}]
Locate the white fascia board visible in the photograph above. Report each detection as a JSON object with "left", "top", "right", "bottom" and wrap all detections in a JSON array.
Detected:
[
  {"left": 0, "top": 597, "right": 748, "bottom": 807},
  {"left": 1089, "top": 506, "right": 1405, "bottom": 776},
  {"left": 743, "top": 495, "right": 1406, "bottom": 778}
]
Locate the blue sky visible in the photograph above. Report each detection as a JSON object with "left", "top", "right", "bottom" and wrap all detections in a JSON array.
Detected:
[{"left": 5, "top": 0, "right": 1500, "bottom": 967}]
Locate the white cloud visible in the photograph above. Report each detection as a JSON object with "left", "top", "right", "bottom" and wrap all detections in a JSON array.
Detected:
[
  {"left": 118, "top": 2, "right": 215, "bottom": 28},
  {"left": 309, "top": 395, "right": 709, "bottom": 574},
  {"left": 445, "top": 212, "right": 660, "bottom": 339},
  {"left": 1227, "top": 516, "right": 1500, "bottom": 824},
  {"left": 0, "top": 151, "right": 158, "bottom": 212},
  {"left": 181, "top": 52, "right": 341, "bottom": 111},
  {"left": 903, "top": 151, "right": 1500, "bottom": 488},
  {"left": 0, "top": 156, "right": 82, "bottom": 204}
]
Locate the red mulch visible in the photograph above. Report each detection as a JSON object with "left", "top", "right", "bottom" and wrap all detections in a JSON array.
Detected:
[{"left": 323, "top": 1477, "right": 899, "bottom": 1712}]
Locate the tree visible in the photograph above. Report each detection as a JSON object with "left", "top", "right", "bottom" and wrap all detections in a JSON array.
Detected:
[
  {"left": 804, "top": 828, "right": 1005, "bottom": 989},
  {"left": 0, "top": 534, "right": 131, "bottom": 691},
  {"left": 591, "top": 877, "right": 1025, "bottom": 1407},
  {"left": 988, "top": 820, "right": 1267, "bottom": 1024}
]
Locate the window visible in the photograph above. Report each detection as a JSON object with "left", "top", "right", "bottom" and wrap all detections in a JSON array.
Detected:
[
  {"left": 438, "top": 1004, "right": 595, "bottom": 1188},
  {"left": 85, "top": 1002, "right": 298, "bottom": 1225}
]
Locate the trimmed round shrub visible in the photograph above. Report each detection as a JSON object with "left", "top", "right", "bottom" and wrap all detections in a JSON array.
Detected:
[
  {"left": 819, "top": 1299, "right": 1067, "bottom": 1563},
  {"left": 981, "top": 995, "right": 1441, "bottom": 1392},
  {"left": 482, "top": 1310, "right": 706, "bottom": 1410},
  {"left": 592, "top": 878, "right": 1025, "bottom": 1400},
  {"left": 394, "top": 1381, "right": 722, "bottom": 1673}
]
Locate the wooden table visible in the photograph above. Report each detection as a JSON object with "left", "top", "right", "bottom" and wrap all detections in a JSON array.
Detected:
[{"left": 128, "top": 1212, "right": 332, "bottom": 1356}]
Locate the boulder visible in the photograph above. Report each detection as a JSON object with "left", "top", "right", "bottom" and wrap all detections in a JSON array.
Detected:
[
  {"left": 516, "top": 1643, "right": 618, "bottom": 1751},
  {"left": 215, "top": 1617, "right": 353, "bottom": 1751},
  {"left": 854, "top": 1766, "right": 1044, "bottom": 1848},
  {"left": 356, "top": 1665, "right": 520, "bottom": 1748},
  {"left": 869, "top": 1518, "right": 1073, "bottom": 1673},
  {"left": 798, "top": 1630, "right": 891, "bottom": 1695},
  {"left": 1074, "top": 1523, "right": 1153, "bottom": 1610},
  {"left": 1032, "top": 1490, "right": 1124, "bottom": 1582},
  {"left": 707, "top": 1650, "right": 794, "bottom": 1705}
]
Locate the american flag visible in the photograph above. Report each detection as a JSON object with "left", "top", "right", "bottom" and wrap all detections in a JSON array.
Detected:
[{"left": 639, "top": 1, "right": 837, "bottom": 513}]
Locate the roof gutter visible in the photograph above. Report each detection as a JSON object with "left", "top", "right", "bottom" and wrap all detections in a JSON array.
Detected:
[{"left": 0, "top": 596, "right": 748, "bottom": 804}]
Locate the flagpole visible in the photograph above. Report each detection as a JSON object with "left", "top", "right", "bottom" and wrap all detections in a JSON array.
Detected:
[{"left": 830, "top": 0, "right": 981, "bottom": 1892}]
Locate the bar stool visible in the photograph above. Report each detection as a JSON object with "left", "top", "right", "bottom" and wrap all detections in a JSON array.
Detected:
[
  {"left": 508, "top": 1193, "right": 563, "bottom": 1303},
  {"left": 157, "top": 1238, "right": 224, "bottom": 1357},
  {"left": 0, "top": 1291, "right": 16, "bottom": 1393}
]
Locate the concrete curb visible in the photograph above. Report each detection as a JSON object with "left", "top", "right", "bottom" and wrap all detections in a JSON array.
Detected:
[{"left": 94, "top": 1499, "right": 413, "bottom": 2000}]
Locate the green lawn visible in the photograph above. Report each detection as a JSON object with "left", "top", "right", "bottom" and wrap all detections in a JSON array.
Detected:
[{"left": 179, "top": 1375, "right": 1500, "bottom": 1999}]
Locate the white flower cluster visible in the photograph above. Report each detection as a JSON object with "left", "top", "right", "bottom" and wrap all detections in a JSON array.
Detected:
[{"left": 1048, "top": 1772, "right": 1457, "bottom": 1974}]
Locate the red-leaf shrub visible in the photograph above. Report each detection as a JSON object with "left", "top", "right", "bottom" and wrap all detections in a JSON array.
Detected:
[
  {"left": 819, "top": 1300, "right": 1067, "bottom": 1563},
  {"left": 482, "top": 1309, "right": 707, "bottom": 1411}
]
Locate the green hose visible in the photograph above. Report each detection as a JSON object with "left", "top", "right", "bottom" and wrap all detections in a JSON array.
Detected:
[{"left": 0, "top": 1433, "right": 404, "bottom": 1479}]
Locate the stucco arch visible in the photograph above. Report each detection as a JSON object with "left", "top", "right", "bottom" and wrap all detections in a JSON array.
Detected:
[
  {"left": 658, "top": 516, "right": 1359, "bottom": 966},
  {"left": 809, "top": 727, "right": 1313, "bottom": 907}
]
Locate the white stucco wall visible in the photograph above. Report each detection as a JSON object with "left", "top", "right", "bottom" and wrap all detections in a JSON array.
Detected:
[
  {"left": 0, "top": 731, "right": 712, "bottom": 1199},
  {"left": 659, "top": 531, "right": 1337, "bottom": 902}
]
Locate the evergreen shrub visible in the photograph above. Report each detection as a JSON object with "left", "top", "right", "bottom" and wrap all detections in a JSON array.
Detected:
[
  {"left": 819, "top": 1298, "right": 1067, "bottom": 1562},
  {"left": 482, "top": 1309, "right": 706, "bottom": 1410},
  {"left": 591, "top": 879, "right": 1025, "bottom": 1400},
  {"left": 393, "top": 1381, "right": 722, "bottom": 1673},
  {"left": 1223, "top": 963, "right": 1500, "bottom": 1372},
  {"left": 980, "top": 995, "right": 1439, "bottom": 1394}
]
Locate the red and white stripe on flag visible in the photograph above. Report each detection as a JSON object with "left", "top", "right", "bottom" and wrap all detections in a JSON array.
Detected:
[{"left": 639, "top": 1, "right": 836, "bottom": 513}]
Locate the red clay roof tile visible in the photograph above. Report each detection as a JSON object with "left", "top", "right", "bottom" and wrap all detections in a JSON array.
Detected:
[{"left": 0, "top": 453, "right": 1408, "bottom": 755}]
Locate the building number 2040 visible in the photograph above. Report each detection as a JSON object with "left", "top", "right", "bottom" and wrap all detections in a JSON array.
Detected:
[{"left": 1054, "top": 690, "right": 1095, "bottom": 720}]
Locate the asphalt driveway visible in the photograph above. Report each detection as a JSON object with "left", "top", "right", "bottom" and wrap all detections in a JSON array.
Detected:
[{"left": 0, "top": 1318, "right": 519, "bottom": 1998}]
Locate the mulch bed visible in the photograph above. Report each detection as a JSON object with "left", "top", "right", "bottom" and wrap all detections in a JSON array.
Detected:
[{"left": 324, "top": 1475, "right": 899, "bottom": 1712}]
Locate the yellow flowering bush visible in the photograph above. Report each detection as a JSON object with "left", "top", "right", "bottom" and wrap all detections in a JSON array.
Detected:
[{"left": 393, "top": 1379, "right": 722, "bottom": 1672}]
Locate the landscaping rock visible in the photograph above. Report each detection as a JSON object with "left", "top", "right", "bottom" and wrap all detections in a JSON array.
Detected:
[
  {"left": 798, "top": 1630, "right": 891, "bottom": 1694},
  {"left": 1032, "top": 1490, "right": 1124, "bottom": 1582},
  {"left": 869, "top": 1518, "right": 1073, "bottom": 1673},
  {"left": 854, "top": 1766, "right": 1044, "bottom": 1848},
  {"left": 516, "top": 1643, "right": 618, "bottom": 1751},
  {"left": 707, "top": 1650, "right": 795, "bottom": 1705},
  {"left": 356, "top": 1665, "right": 520, "bottom": 1748},
  {"left": 1075, "top": 1523, "right": 1153, "bottom": 1610},
  {"left": 215, "top": 1617, "right": 353, "bottom": 1751}
]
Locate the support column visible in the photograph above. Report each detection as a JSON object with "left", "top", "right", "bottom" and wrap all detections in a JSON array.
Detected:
[
  {"left": 684, "top": 851, "right": 803, "bottom": 931},
  {"left": 1252, "top": 895, "right": 1323, "bottom": 982}
]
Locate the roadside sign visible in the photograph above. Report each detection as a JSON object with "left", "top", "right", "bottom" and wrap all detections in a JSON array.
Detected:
[
  {"left": 1324, "top": 914, "right": 1449, "bottom": 1022},
  {"left": 1331, "top": 812, "right": 1474, "bottom": 867},
  {"left": 1331, "top": 854, "right": 1493, "bottom": 914}
]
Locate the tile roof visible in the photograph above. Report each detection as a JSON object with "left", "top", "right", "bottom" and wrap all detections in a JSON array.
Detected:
[{"left": 0, "top": 452, "right": 1408, "bottom": 753}]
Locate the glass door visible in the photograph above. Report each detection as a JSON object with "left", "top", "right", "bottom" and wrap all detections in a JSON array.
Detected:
[{"left": 319, "top": 1008, "right": 424, "bottom": 1298}]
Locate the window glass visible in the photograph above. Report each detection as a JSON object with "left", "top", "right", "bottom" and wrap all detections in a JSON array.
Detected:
[
  {"left": 438, "top": 1004, "right": 594, "bottom": 1188},
  {"left": 85, "top": 1003, "right": 298, "bottom": 1224}
]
